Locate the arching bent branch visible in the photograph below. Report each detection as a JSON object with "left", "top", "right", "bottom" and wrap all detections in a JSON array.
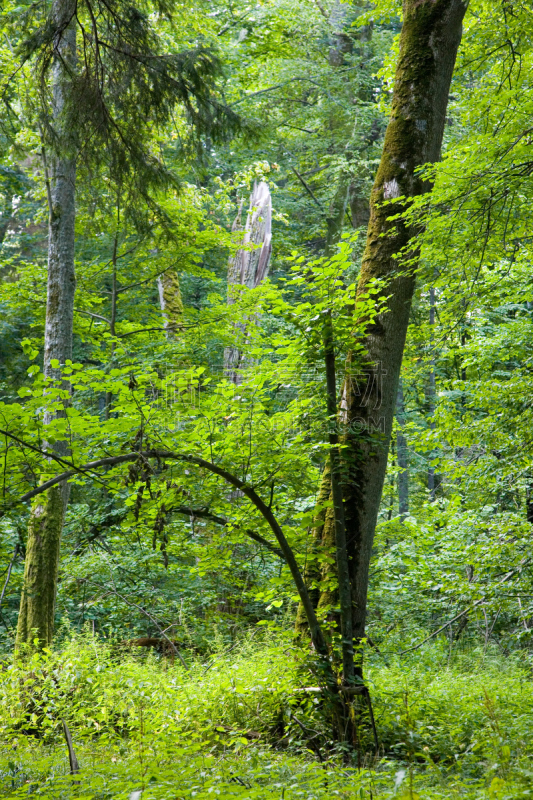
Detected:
[{"left": 2, "top": 435, "right": 333, "bottom": 677}]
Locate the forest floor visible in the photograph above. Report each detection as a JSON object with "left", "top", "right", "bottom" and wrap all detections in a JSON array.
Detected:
[{"left": 0, "top": 633, "right": 531, "bottom": 799}]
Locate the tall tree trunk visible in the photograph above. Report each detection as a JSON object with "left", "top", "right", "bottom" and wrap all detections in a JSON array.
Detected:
[
  {"left": 224, "top": 181, "right": 272, "bottom": 383},
  {"left": 293, "top": 177, "right": 350, "bottom": 640},
  {"left": 295, "top": 3, "right": 369, "bottom": 641},
  {"left": 323, "top": 310, "right": 354, "bottom": 685},
  {"left": 396, "top": 379, "right": 409, "bottom": 520},
  {"left": 316, "top": 0, "right": 467, "bottom": 659},
  {"left": 16, "top": 1, "right": 76, "bottom": 652}
]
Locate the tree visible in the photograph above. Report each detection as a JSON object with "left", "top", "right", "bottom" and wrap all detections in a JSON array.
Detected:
[
  {"left": 14, "top": 0, "right": 238, "bottom": 650},
  {"left": 15, "top": 0, "right": 77, "bottom": 652},
  {"left": 309, "top": 0, "right": 468, "bottom": 671}
]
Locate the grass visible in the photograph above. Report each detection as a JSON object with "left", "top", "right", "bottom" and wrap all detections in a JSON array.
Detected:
[{"left": 1, "top": 633, "right": 533, "bottom": 799}]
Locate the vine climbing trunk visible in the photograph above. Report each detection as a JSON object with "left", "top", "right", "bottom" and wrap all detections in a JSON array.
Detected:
[
  {"left": 314, "top": 0, "right": 467, "bottom": 667},
  {"left": 16, "top": 0, "right": 77, "bottom": 652}
]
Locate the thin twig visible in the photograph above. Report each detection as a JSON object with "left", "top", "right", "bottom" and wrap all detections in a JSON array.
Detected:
[
  {"left": 363, "top": 687, "right": 379, "bottom": 756},
  {"left": 0, "top": 544, "right": 17, "bottom": 608},
  {"left": 292, "top": 168, "right": 323, "bottom": 209},
  {"left": 292, "top": 713, "right": 324, "bottom": 762},
  {"left": 169, "top": 504, "right": 284, "bottom": 560}
]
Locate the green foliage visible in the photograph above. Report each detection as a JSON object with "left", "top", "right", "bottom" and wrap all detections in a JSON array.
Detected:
[
  {"left": 2, "top": 637, "right": 533, "bottom": 798},
  {"left": 3, "top": 0, "right": 533, "bottom": 792}
]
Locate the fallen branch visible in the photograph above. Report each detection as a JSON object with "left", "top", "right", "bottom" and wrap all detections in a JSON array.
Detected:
[{"left": 61, "top": 719, "right": 80, "bottom": 782}]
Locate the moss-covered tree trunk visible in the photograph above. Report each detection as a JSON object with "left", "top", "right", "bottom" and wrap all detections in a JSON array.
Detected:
[
  {"left": 294, "top": 6, "right": 365, "bottom": 641},
  {"left": 16, "top": 1, "right": 77, "bottom": 653},
  {"left": 315, "top": 0, "right": 467, "bottom": 662}
]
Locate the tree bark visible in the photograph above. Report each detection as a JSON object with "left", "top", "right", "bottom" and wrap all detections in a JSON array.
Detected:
[
  {"left": 316, "top": 0, "right": 467, "bottom": 651},
  {"left": 16, "top": 0, "right": 77, "bottom": 652},
  {"left": 294, "top": 175, "right": 350, "bottom": 640},
  {"left": 158, "top": 270, "right": 184, "bottom": 334},
  {"left": 294, "top": 4, "right": 364, "bottom": 642},
  {"left": 224, "top": 180, "right": 272, "bottom": 383},
  {"left": 323, "top": 311, "right": 354, "bottom": 685}
]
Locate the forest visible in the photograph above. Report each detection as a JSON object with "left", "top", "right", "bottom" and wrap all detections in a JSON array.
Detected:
[{"left": 1, "top": 0, "right": 533, "bottom": 797}]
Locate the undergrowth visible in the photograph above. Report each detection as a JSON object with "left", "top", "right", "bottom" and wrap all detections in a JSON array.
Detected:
[{"left": 1, "top": 632, "right": 532, "bottom": 799}]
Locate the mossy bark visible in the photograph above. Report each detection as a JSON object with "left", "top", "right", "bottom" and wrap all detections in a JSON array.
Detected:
[
  {"left": 295, "top": 4, "right": 377, "bottom": 644},
  {"left": 316, "top": 0, "right": 467, "bottom": 652},
  {"left": 294, "top": 178, "right": 349, "bottom": 639},
  {"left": 294, "top": 460, "right": 332, "bottom": 636},
  {"left": 16, "top": 485, "right": 67, "bottom": 650},
  {"left": 16, "top": 1, "right": 77, "bottom": 653}
]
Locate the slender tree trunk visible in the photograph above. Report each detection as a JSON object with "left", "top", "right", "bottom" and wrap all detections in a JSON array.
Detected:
[
  {"left": 526, "top": 484, "right": 533, "bottom": 524},
  {"left": 427, "top": 285, "right": 437, "bottom": 500},
  {"left": 396, "top": 380, "right": 409, "bottom": 520},
  {"left": 316, "top": 0, "right": 467, "bottom": 655},
  {"left": 323, "top": 311, "right": 354, "bottom": 685},
  {"left": 16, "top": 1, "right": 76, "bottom": 652},
  {"left": 294, "top": 460, "right": 331, "bottom": 635},
  {"left": 294, "top": 176, "right": 350, "bottom": 640},
  {"left": 295, "top": 3, "right": 366, "bottom": 642}
]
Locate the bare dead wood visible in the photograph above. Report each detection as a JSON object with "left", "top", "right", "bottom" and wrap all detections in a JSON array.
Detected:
[
  {"left": 0, "top": 545, "right": 18, "bottom": 608},
  {"left": 121, "top": 636, "right": 183, "bottom": 654},
  {"left": 225, "top": 180, "right": 272, "bottom": 382}
]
